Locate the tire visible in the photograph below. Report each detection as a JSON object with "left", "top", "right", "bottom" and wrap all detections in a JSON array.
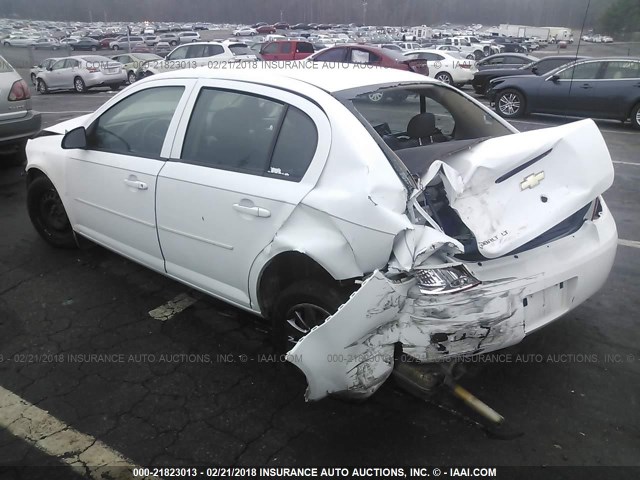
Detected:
[
  {"left": 271, "top": 280, "right": 350, "bottom": 352},
  {"left": 127, "top": 71, "right": 137, "bottom": 84},
  {"left": 27, "top": 176, "right": 77, "bottom": 249},
  {"left": 473, "top": 50, "right": 483, "bottom": 60},
  {"left": 434, "top": 72, "right": 453, "bottom": 85},
  {"left": 74, "top": 76, "right": 86, "bottom": 93},
  {"left": 170, "top": 41, "right": 177, "bottom": 46},
  {"left": 91, "top": 46, "right": 97, "bottom": 51},
  {"left": 109, "top": 84, "right": 120, "bottom": 91},
  {"left": 466, "top": 54, "right": 475, "bottom": 60},
  {"left": 631, "top": 103, "right": 640, "bottom": 130},
  {"left": 37, "top": 79, "right": 48, "bottom": 94},
  {"left": 4, "top": 42, "right": 10, "bottom": 47},
  {"left": 113, "top": 45, "right": 119, "bottom": 50},
  {"left": 495, "top": 89, "right": 525, "bottom": 118},
  {"left": 30, "top": 73, "right": 36, "bottom": 85},
  {"left": 70, "top": 45, "right": 75, "bottom": 51}
]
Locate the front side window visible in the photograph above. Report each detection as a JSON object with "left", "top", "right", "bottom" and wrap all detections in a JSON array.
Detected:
[
  {"left": 167, "top": 47, "right": 187, "bottom": 60},
  {"left": 181, "top": 89, "right": 286, "bottom": 175},
  {"left": 313, "top": 47, "right": 348, "bottom": 62},
  {"left": 262, "top": 43, "right": 280, "bottom": 54},
  {"left": 87, "top": 86, "right": 184, "bottom": 157},
  {"left": 51, "top": 60, "right": 66, "bottom": 70}
]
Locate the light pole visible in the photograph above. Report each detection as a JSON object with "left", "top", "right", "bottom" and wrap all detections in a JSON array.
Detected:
[{"left": 362, "top": 0, "right": 367, "bottom": 26}]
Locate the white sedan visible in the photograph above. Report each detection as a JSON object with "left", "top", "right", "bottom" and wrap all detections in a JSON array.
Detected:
[
  {"left": 25, "top": 65, "right": 617, "bottom": 401},
  {"left": 232, "top": 27, "right": 258, "bottom": 36},
  {"left": 404, "top": 49, "right": 477, "bottom": 86}
]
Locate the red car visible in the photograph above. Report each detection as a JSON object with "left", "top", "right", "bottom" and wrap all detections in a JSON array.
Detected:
[
  {"left": 256, "top": 25, "right": 277, "bottom": 34},
  {"left": 100, "top": 37, "right": 117, "bottom": 49},
  {"left": 308, "top": 44, "right": 429, "bottom": 75},
  {"left": 260, "top": 40, "right": 315, "bottom": 61}
]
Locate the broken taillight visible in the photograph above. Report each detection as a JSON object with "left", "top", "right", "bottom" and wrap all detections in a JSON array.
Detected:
[
  {"left": 591, "top": 197, "right": 603, "bottom": 221},
  {"left": 8, "top": 79, "right": 30, "bottom": 101},
  {"left": 415, "top": 265, "right": 480, "bottom": 295}
]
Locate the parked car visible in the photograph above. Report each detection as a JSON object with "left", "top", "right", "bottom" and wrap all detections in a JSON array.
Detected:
[
  {"left": 431, "top": 45, "right": 477, "bottom": 60},
  {"left": 491, "top": 37, "right": 528, "bottom": 53},
  {"left": 144, "top": 35, "right": 160, "bottom": 47},
  {"left": 476, "top": 53, "right": 538, "bottom": 71},
  {"left": 256, "top": 25, "right": 277, "bottom": 35},
  {"left": 396, "top": 41, "right": 421, "bottom": 51},
  {"left": 273, "top": 22, "right": 290, "bottom": 30},
  {"left": 472, "top": 55, "right": 586, "bottom": 95},
  {"left": 100, "top": 37, "right": 118, "bottom": 49},
  {"left": 154, "top": 41, "right": 172, "bottom": 57},
  {"left": 0, "top": 55, "right": 41, "bottom": 165},
  {"left": 404, "top": 49, "right": 477, "bottom": 86},
  {"left": 158, "top": 33, "right": 180, "bottom": 46},
  {"left": 307, "top": 45, "right": 430, "bottom": 86},
  {"left": 29, "top": 57, "right": 61, "bottom": 85},
  {"left": 36, "top": 55, "right": 126, "bottom": 94},
  {"left": 70, "top": 37, "right": 101, "bottom": 51},
  {"left": 3, "top": 35, "right": 37, "bottom": 47},
  {"left": 488, "top": 57, "right": 640, "bottom": 129},
  {"left": 24, "top": 65, "right": 617, "bottom": 401},
  {"left": 178, "top": 32, "right": 201, "bottom": 44},
  {"left": 141, "top": 42, "right": 257, "bottom": 76},
  {"left": 31, "top": 37, "right": 61, "bottom": 50},
  {"left": 259, "top": 40, "right": 314, "bottom": 61},
  {"left": 110, "top": 36, "right": 145, "bottom": 51},
  {"left": 233, "top": 27, "right": 258, "bottom": 37},
  {"left": 111, "top": 52, "right": 161, "bottom": 84}
]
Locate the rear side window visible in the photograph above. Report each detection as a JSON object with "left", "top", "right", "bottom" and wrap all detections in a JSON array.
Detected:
[
  {"left": 313, "top": 48, "right": 348, "bottom": 62},
  {"left": 268, "top": 107, "right": 318, "bottom": 181},
  {"left": 603, "top": 61, "right": 640, "bottom": 79},
  {"left": 296, "top": 42, "right": 314, "bottom": 53},
  {"left": 228, "top": 44, "right": 253, "bottom": 56},
  {"left": 181, "top": 89, "right": 286, "bottom": 175}
]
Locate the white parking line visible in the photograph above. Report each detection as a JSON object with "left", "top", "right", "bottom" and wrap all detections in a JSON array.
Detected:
[
  {"left": 613, "top": 161, "right": 640, "bottom": 166},
  {"left": 148, "top": 293, "right": 198, "bottom": 321},
  {"left": 618, "top": 239, "right": 640, "bottom": 249},
  {"left": 0, "top": 385, "right": 156, "bottom": 479}
]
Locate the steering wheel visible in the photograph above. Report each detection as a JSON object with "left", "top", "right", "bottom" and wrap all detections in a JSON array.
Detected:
[
  {"left": 140, "top": 118, "right": 169, "bottom": 151},
  {"left": 97, "top": 128, "right": 131, "bottom": 151}
]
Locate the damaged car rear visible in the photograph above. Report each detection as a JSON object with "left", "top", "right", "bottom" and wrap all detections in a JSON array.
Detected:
[{"left": 24, "top": 65, "right": 617, "bottom": 403}]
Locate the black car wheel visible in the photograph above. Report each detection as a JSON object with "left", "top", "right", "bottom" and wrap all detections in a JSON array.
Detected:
[
  {"left": 631, "top": 103, "right": 640, "bottom": 130},
  {"left": 74, "top": 77, "right": 86, "bottom": 93},
  {"left": 495, "top": 89, "right": 525, "bottom": 118},
  {"left": 27, "top": 176, "right": 77, "bottom": 249},
  {"left": 37, "top": 79, "right": 48, "bottom": 94},
  {"left": 271, "top": 280, "right": 350, "bottom": 352},
  {"left": 91, "top": 45, "right": 97, "bottom": 51}
]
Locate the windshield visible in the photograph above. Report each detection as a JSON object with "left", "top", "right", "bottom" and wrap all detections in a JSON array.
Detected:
[{"left": 229, "top": 44, "right": 254, "bottom": 56}]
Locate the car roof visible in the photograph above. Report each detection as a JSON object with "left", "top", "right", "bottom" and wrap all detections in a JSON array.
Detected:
[{"left": 144, "top": 62, "right": 432, "bottom": 93}]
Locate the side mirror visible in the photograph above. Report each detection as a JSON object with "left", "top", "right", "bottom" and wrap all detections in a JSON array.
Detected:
[
  {"left": 550, "top": 74, "right": 560, "bottom": 82},
  {"left": 531, "top": 66, "right": 538, "bottom": 74},
  {"left": 61, "top": 126, "right": 87, "bottom": 149},
  {"left": 46, "top": 66, "right": 53, "bottom": 71}
]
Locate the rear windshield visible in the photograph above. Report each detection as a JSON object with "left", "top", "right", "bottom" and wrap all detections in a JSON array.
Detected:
[{"left": 0, "top": 55, "right": 15, "bottom": 73}]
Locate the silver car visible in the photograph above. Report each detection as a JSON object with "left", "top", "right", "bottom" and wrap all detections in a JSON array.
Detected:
[
  {"left": 0, "top": 55, "right": 41, "bottom": 165},
  {"left": 29, "top": 57, "right": 62, "bottom": 85},
  {"left": 36, "top": 55, "right": 126, "bottom": 94},
  {"left": 110, "top": 35, "right": 145, "bottom": 51}
]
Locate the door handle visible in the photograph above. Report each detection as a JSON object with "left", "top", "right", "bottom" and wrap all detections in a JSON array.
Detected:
[
  {"left": 580, "top": 83, "right": 593, "bottom": 89},
  {"left": 124, "top": 179, "right": 148, "bottom": 190},
  {"left": 233, "top": 204, "right": 271, "bottom": 218}
]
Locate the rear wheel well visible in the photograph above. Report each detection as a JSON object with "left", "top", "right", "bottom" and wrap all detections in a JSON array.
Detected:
[{"left": 257, "top": 251, "right": 357, "bottom": 318}]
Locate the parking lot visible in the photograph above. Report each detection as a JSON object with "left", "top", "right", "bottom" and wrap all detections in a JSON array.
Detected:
[{"left": 1, "top": 42, "right": 639, "bottom": 477}]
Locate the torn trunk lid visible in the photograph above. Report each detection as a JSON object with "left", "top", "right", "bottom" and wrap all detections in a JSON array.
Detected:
[{"left": 417, "top": 119, "right": 614, "bottom": 259}]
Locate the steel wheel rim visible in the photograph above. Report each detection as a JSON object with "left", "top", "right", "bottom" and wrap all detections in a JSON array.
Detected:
[
  {"left": 499, "top": 93, "right": 520, "bottom": 116},
  {"left": 436, "top": 73, "right": 451, "bottom": 84},
  {"left": 40, "top": 190, "right": 69, "bottom": 231},
  {"left": 284, "top": 303, "right": 331, "bottom": 343}
]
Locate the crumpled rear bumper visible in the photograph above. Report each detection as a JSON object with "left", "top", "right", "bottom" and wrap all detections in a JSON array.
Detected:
[{"left": 289, "top": 203, "right": 617, "bottom": 401}]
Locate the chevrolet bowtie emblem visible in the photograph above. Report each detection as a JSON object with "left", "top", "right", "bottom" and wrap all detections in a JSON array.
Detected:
[{"left": 521, "top": 171, "right": 545, "bottom": 190}]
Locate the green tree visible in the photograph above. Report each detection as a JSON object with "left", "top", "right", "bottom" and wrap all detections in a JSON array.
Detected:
[{"left": 600, "top": 0, "right": 640, "bottom": 36}]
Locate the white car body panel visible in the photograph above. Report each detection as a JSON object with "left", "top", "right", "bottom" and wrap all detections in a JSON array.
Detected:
[
  {"left": 25, "top": 66, "right": 618, "bottom": 402},
  {"left": 404, "top": 49, "right": 477, "bottom": 83}
]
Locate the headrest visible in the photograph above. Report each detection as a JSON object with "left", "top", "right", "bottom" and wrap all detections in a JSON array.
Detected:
[{"left": 407, "top": 113, "right": 437, "bottom": 139}]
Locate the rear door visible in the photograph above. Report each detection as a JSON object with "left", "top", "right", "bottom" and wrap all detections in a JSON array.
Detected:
[
  {"left": 599, "top": 60, "right": 640, "bottom": 119},
  {"left": 157, "top": 80, "right": 330, "bottom": 308}
]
